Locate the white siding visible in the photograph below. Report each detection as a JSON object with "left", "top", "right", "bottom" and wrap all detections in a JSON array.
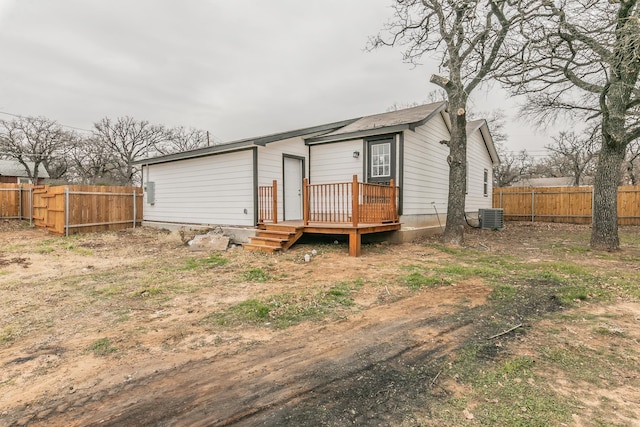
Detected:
[
  {"left": 143, "top": 150, "right": 255, "bottom": 226},
  {"left": 402, "top": 114, "right": 451, "bottom": 216},
  {"left": 310, "top": 140, "right": 363, "bottom": 184},
  {"left": 465, "top": 129, "right": 494, "bottom": 211},
  {"left": 257, "top": 136, "right": 308, "bottom": 222}
]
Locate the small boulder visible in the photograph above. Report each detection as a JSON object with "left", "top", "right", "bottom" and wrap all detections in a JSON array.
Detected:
[{"left": 188, "top": 234, "right": 230, "bottom": 252}]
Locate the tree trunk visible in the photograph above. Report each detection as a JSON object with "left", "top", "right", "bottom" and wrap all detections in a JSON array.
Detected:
[
  {"left": 590, "top": 0, "right": 640, "bottom": 251},
  {"left": 590, "top": 138, "right": 625, "bottom": 251},
  {"left": 442, "top": 100, "right": 468, "bottom": 246}
]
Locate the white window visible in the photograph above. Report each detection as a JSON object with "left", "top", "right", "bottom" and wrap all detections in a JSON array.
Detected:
[
  {"left": 18, "top": 177, "right": 31, "bottom": 184},
  {"left": 483, "top": 169, "right": 489, "bottom": 197},
  {"left": 371, "top": 143, "right": 391, "bottom": 178}
]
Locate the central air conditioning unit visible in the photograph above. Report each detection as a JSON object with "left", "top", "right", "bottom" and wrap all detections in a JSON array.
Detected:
[{"left": 478, "top": 208, "right": 504, "bottom": 230}]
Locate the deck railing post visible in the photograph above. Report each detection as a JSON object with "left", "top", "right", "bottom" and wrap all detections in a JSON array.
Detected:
[
  {"left": 303, "top": 178, "right": 310, "bottom": 225},
  {"left": 390, "top": 179, "right": 397, "bottom": 222},
  {"left": 272, "top": 180, "right": 278, "bottom": 224},
  {"left": 352, "top": 175, "right": 359, "bottom": 227}
]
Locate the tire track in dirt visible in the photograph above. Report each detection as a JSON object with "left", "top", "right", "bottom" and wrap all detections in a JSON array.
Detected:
[{"left": 10, "top": 282, "right": 489, "bottom": 427}]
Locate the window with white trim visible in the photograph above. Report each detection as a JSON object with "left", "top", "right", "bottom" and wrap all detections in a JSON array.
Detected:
[
  {"left": 483, "top": 169, "right": 489, "bottom": 197},
  {"left": 367, "top": 137, "right": 395, "bottom": 185},
  {"left": 371, "top": 142, "right": 391, "bottom": 178}
]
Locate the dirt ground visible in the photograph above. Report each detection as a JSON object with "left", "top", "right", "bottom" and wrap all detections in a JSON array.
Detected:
[{"left": 0, "top": 220, "right": 639, "bottom": 426}]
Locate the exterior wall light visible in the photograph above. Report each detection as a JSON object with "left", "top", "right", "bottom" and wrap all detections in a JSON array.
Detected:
[{"left": 353, "top": 151, "right": 360, "bottom": 159}]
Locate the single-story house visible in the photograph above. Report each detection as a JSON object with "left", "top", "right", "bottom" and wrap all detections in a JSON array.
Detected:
[
  {"left": 0, "top": 159, "right": 49, "bottom": 184},
  {"left": 135, "top": 102, "right": 499, "bottom": 255}
]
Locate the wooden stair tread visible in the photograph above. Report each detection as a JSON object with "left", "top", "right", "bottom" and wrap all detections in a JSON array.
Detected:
[
  {"left": 257, "top": 230, "right": 296, "bottom": 237},
  {"left": 251, "top": 236, "right": 288, "bottom": 243},
  {"left": 263, "top": 225, "right": 303, "bottom": 233},
  {"left": 244, "top": 243, "right": 282, "bottom": 252},
  {"left": 245, "top": 225, "right": 305, "bottom": 254}
]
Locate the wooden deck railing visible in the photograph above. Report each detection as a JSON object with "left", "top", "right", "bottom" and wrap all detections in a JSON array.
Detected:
[
  {"left": 258, "top": 180, "right": 278, "bottom": 224},
  {"left": 258, "top": 175, "right": 399, "bottom": 227},
  {"left": 358, "top": 180, "right": 398, "bottom": 224},
  {"left": 305, "top": 180, "right": 353, "bottom": 224},
  {"left": 303, "top": 175, "right": 398, "bottom": 226}
]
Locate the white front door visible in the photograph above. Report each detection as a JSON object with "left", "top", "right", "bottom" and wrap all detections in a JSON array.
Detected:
[{"left": 284, "top": 156, "right": 303, "bottom": 220}]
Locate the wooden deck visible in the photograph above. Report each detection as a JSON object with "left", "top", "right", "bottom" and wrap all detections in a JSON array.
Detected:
[
  {"left": 251, "top": 175, "right": 401, "bottom": 256},
  {"left": 245, "top": 221, "right": 401, "bottom": 257}
]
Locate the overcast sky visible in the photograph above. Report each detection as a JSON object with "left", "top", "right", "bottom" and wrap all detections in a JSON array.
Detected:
[{"left": 0, "top": 0, "right": 556, "bottom": 156}]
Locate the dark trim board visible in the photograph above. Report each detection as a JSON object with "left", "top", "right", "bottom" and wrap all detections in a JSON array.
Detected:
[
  {"left": 306, "top": 127, "right": 409, "bottom": 145},
  {"left": 398, "top": 132, "right": 404, "bottom": 216},
  {"left": 139, "top": 146, "right": 257, "bottom": 168},
  {"left": 252, "top": 147, "right": 258, "bottom": 226},
  {"left": 134, "top": 118, "right": 359, "bottom": 166}
]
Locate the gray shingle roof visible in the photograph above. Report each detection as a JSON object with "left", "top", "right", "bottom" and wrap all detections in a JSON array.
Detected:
[
  {"left": 135, "top": 101, "right": 500, "bottom": 167},
  {"left": 306, "top": 102, "right": 448, "bottom": 143},
  {"left": 0, "top": 159, "right": 50, "bottom": 178}
]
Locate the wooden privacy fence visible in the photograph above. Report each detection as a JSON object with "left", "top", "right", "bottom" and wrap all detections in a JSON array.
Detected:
[
  {"left": 0, "top": 184, "right": 143, "bottom": 235},
  {"left": 0, "top": 184, "right": 32, "bottom": 221},
  {"left": 493, "top": 185, "right": 640, "bottom": 225}
]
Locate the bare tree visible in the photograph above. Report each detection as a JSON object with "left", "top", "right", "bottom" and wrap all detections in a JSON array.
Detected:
[
  {"left": 545, "top": 130, "right": 598, "bottom": 186},
  {"left": 92, "top": 117, "right": 172, "bottom": 185},
  {"left": 496, "top": 0, "right": 640, "bottom": 250},
  {"left": 0, "top": 116, "right": 71, "bottom": 183},
  {"left": 65, "top": 134, "right": 123, "bottom": 185},
  {"left": 493, "top": 145, "right": 534, "bottom": 187},
  {"left": 155, "top": 127, "right": 211, "bottom": 155},
  {"left": 371, "top": 0, "right": 529, "bottom": 245}
]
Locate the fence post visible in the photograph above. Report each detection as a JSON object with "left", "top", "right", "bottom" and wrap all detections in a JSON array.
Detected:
[
  {"left": 499, "top": 190, "right": 503, "bottom": 209},
  {"left": 272, "top": 180, "right": 278, "bottom": 224},
  {"left": 65, "top": 186, "right": 69, "bottom": 237},
  {"left": 18, "top": 186, "right": 22, "bottom": 220},
  {"left": 132, "top": 190, "right": 137, "bottom": 229},
  {"left": 531, "top": 190, "right": 535, "bottom": 223},
  {"left": 591, "top": 186, "right": 595, "bottom": 226},
  {"left": 29, "top": 187, "right": 33, "bottom": 226},
  {"left": 352, "top": 175, "right": 359, "bottom": 227}
]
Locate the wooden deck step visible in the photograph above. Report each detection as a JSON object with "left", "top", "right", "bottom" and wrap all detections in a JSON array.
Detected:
[
  {"left": 245, "top": 224, "right": 305, "bottom": 254},
  {"left": 249, "top": 237, "right": 288, "bottom": 248},
  {"left": 257, "top": 230, "right": 296, "bottom": 239},
  {"left": 263, "top": 224, "right": 301, "bottom": 233},
  {"left": 244, "top": 243, "right": 282, "bottom": 253}
]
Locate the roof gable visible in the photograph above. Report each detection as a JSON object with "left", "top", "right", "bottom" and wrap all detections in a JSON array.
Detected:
[
  {"left": 466, "top": 119, "right": 500, "bottom": 167},
  {"left": 306, "top": 102, "right": 448, "bottom": 144}
]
